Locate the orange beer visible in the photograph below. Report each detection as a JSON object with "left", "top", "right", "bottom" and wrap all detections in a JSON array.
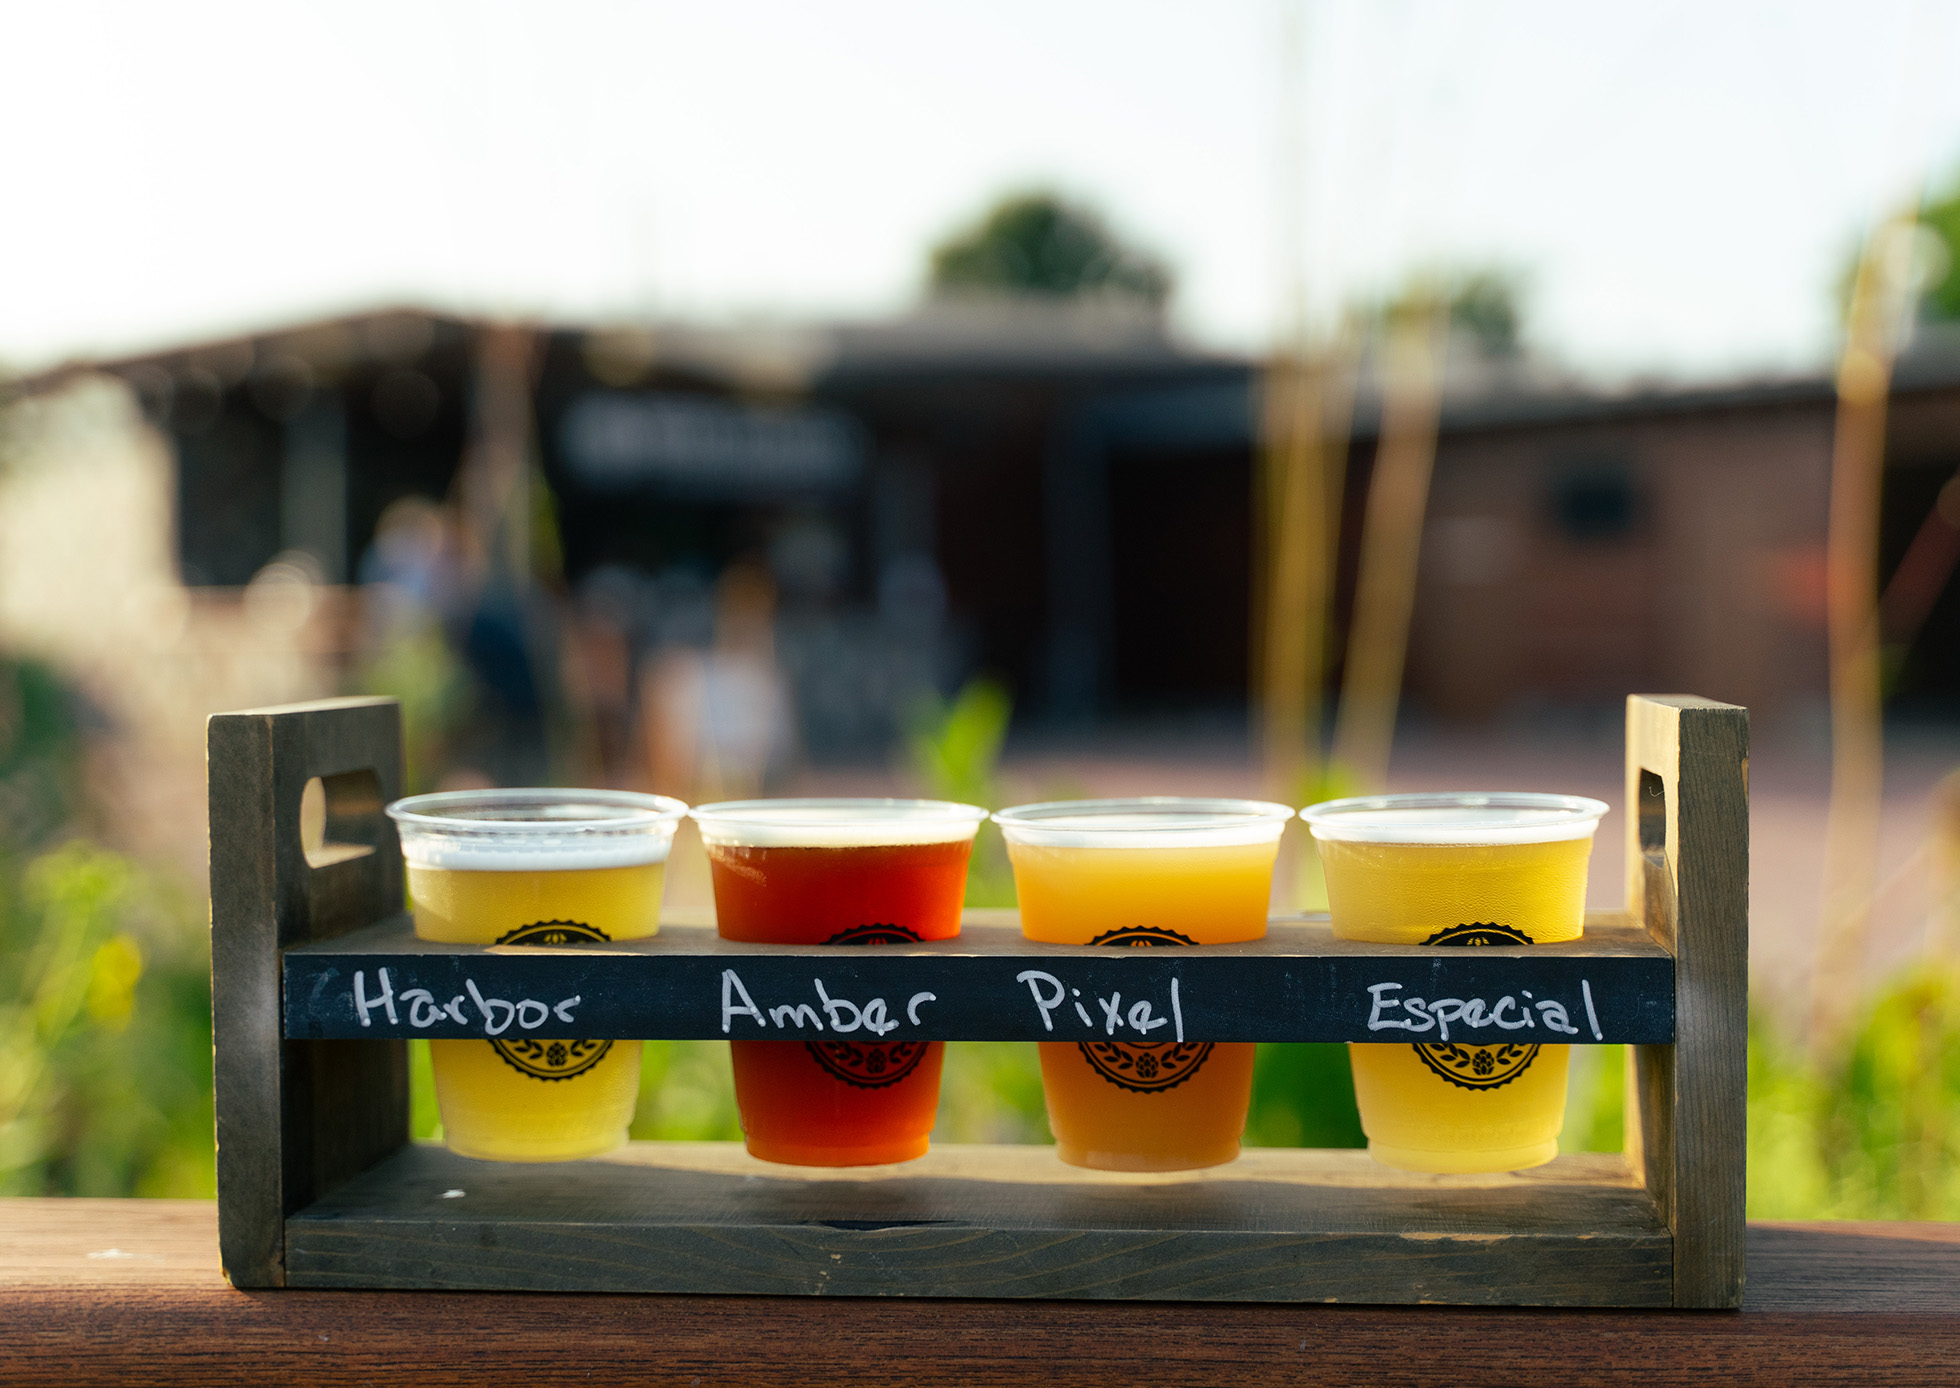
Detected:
[
  {"left": 691, "top": 799, "right": 987, "bottom": 1166},
  {"left": 387, "top": 788, "right": 687, "bottom": 1162},
  {"left": 994, "top": 798, "right": 1293, "bottom": 1171},
  {"left": 1301, "top": 792, "right": 1609, "bottom": 1173}
]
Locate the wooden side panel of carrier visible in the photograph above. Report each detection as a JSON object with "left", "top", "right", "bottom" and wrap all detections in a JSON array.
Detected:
[
  {"left": 1624, "top": 695, "right": 1749, "bottom": 1309},
  {"left": 209, "top": 697, "right": 407, "bottom": 1289}
]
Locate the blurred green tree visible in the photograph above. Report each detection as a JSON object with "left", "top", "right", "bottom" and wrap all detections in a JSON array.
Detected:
[
  {"left": 1377, "top": 267, "right": 1526, "bottom": 357},
  {"left": 929, "top": 193, "right": 1172, "bottom": 306},
  {"left": 1442, "top": 270, "right": 1524, "bottom": 358},
  {"left": 1912, "top": 180, "right": 1960, "bottom": 322}
]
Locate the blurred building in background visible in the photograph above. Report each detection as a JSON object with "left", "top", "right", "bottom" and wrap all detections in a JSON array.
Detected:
[{"left": 8, "top": 303, "right": 1960, "bottom": 885}]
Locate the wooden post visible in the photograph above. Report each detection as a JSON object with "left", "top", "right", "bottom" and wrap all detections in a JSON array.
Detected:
[
  {"left": 1624, "top": 694, "right": 1749, "bottom": 1308},
  {"left": 208, "top": 697, "right": 406, "bottom": 1289}
]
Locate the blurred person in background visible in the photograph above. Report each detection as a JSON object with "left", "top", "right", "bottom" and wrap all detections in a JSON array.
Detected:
[{"left": 641, "top": 561, "right": 793, "bottom": 805}]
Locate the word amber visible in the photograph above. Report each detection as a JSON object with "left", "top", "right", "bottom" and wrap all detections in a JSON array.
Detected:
[{"left": 719, "top": 968, "right": 936, "bottom": 1037}]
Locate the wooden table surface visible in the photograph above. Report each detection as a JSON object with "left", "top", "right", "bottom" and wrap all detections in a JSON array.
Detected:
[{"left": 4, "top": 1199, "right": 1958, "bottom": 1387}]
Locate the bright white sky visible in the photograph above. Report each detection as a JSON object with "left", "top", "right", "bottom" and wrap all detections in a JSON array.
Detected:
[{"left": 4, "top": 0, "right": 1957, "bottom": 381}]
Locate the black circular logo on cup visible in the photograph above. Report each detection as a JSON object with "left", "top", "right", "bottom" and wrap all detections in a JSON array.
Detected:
[
  {"left": 823, "top": 924, "right": 923, "bottom": 946},
  {"left": 804, "top": 1039, "right": 930, "bottom": 1089},
  {"left": 1422, "top": 922, "right": 1534, "bottom": 948},
  {"left": 1087, "top": 926, "right": 1199, "bottom": 947},
  {"left": 489, "top": 921, "right": 614, "bottom": 1081},
  {"left": 492, "top": 1036, "right": 615, "bottom": 1081},
  {"left": 1077, "top": 1040, "right": 1215, "bottom": 1093},
  {"left": 495, "top": 920, "right": 613, "bottom": 946},
  {"left": 1413, "top": 1040, "right": 1539, "bottom": 1090},
  {"left": 1413, "top": 921, "right": 1538, "bottom": 1090},
  {"left": 1077, "top": 925, "right": 1210, "bottom": 1091}
]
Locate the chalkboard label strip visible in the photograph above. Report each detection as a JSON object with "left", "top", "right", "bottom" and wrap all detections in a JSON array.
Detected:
[{"left": 283, "top": 915, "right": 1672, "bottom": 1045}]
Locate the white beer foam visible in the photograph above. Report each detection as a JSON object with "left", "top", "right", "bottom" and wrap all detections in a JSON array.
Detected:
[
  {"left": 400, "top": 834, "right": 674, "bottom": 871},
  {"left": 1301, "top": 795, "right": 1608, "bottom": 845},
  {"left": 994, "top": 801, "right": 1294, "bottom": 849},
  {"left": 995, "top": 811, "right": 1285, "bottom": 846},
  {"left": 691, "top": 800, "right": 986, "bottom": 849},
  {"left": 389, "top": 789, "right": 687, "bottom": 871}
]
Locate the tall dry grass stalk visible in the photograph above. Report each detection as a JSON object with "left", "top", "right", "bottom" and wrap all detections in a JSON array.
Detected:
[
  {"left": 1810, "top": 212, "right": 1921, "bottom": 1052},
  {"left": 1330, "top": 299, "right": 1447, "bottom": 793},
  {"left": 1255, "top": 347, "right": 1356, "bottom": 809},
  {"left": 456, "top": 324, "right": 539, "bottom": 582}
]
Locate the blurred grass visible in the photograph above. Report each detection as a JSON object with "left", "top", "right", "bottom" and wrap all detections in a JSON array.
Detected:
[
  {"left": 1749, "top": 967, "right": 1960, "bottom": 1220},
  {"left": 907, "top": 678, "right": 1014, "bottom": 908},
  {"left": 0, "top": 659, "right": 214, "bottom": 1197},
  {"left": 355, "top": 616, "right": 474, "bottom": 795}
]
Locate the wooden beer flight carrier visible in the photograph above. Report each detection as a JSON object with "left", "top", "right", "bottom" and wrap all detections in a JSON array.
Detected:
[{"left": 208, "top": 693, "right": 1746, "bottom": 1308}]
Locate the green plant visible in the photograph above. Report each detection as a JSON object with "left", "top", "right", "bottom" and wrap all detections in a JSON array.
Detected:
[
  {"left": 630, "top": 1040, "right": 744, "bottom": 1141},
  {"left": 0, "top": 842, "right": 213, "bottom": 1196},
  {"left": 906, "top": 678, "right": 1015, "bottom": 907},
  {"left": 1244, "top": 1043, "right": 1363, "bottom": 1148},
  {"left": 1560, "top": 1043, "right": 1626, "bottom": 1154},
  {"left": 0, "top": 658, "right": 213, "bottom": 1198},
  {"left": 352, "top": 619, "right": 474, "bottom": 795},
  {"left": 1746, "top": 968, "right": 1960, "bottom": 1221}
]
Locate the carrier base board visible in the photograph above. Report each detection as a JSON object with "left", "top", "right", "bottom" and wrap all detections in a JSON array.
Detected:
[{"left": 284, "top": 1141, "right": 1672, "bottom": 1305}]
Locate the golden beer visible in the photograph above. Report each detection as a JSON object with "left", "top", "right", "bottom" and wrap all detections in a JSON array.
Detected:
[
  {"left": 1302, "top": 793, "right": 1608, "bottom": 1174},
  {"left": 996, "top": 798, "right": 1292, "bottom": 1172},
  {"left": 388, "top": 789, "right": 687, "bottom": 1162}
]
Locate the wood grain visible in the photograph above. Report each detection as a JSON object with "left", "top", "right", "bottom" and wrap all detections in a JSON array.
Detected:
[
  {"left": 6, "top": 1201, "right": 1960, "bottom": 1388},
  {"left": 282, "top": 910, "right": 1674, "bottom": 1043},
  {"left": 281, "top": 1141, "right": 1669, "bottom": 1305},
  {"left": 1624, "top": 695, "right": 1749, "bottom": 1309},
  {"left": 208, "top": 698, "right": 408, "bottom": 1290}
]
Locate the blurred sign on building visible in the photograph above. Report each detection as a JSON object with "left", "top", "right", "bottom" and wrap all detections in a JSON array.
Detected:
[{"left": 558, "top": 391, "right": 864, "bottom": 498}]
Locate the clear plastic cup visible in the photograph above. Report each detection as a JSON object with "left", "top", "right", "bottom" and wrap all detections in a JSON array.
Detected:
[
  {"left": 387, "top": 788, "right": 687, "bottom": 1162},
  {"left": 993, "top": 797, "right": 1293, "bottom": 1171},
  {"left": 1300, "top": 792, "right": 1609, "bottom": 1173},
  {"left": 690, "top": 797, "right": 987, "bottom": 1166}
]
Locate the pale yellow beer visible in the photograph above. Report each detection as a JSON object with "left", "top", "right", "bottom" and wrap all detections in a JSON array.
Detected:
[
  {"left": 995, "top": 798, "right": 1292, "bottom": 1172},
  {"left": 388, "top": 789, "right": 686, "bottom": 1162},
  {"left": 1301, "top": 793, "right": 1607, "bottom": 1174}
]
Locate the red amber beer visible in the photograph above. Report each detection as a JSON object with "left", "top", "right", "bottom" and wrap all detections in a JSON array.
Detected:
[
  {"left": 993, "top": 797, "right": 1293, "bottom": 1171},
  {"left": 691, "top": 798, "right": 987, "bottom": 1166},
  {"left": 387, "top": 788, "right": 687, "bottom": 1162},
  {"left": 1301, "top": 792, "right": 1608, "bottom": 1173}
]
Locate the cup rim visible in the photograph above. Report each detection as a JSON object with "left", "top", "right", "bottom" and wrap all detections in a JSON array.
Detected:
[
  {"left": 386, "top": 787, "right": 690, "bottom": 834},
  {"left": 994, "top": 795, "right": 1296, "bottom": 828},
  {"left": 1299, "top": 791, "right": 1609, "bottom": 845},
  {"left": 689, "top": 797, "right": 989, "bottom": 847},
  {"left": 688, "top": 796, "right": 991, "bottom": 830},
  {"left": 992, "top": 796, "right": 1295, "bottom": 847}
]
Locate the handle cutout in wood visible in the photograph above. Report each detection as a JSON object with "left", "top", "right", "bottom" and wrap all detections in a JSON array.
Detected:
[
  {"left": 300, "top": 769, "right": 383, "bottom": 870},
  {"left": 1637, "top": 770, "right": 1666, "bottom": 856}
]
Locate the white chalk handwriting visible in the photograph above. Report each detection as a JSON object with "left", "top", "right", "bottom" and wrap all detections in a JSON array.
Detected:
[
  {"left": 716, "top": 967, "right": 933, "bottom": 1037},
  {"left": 1014, "top": 970, "right": 1187, "bottom": 1043},
  {"left": 1364, "top": 980, "right": 1607, "bottom": 1041},
  {"left": 351, "top": 968, "right": 581, "bottom": 1035}
]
